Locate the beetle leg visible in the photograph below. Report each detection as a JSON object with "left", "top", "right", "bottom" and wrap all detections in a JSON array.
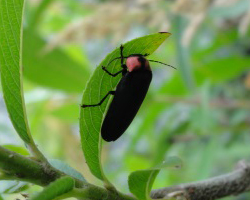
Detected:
[
  {"left": 120, "top": 45, "right": 128, "bottom": 73},
  {"left": 81, "top": 91, "right": 115, "bottom": 108},
  {"left": 101, "top": 44, "right": 127, "bottom": 77},
  {"left": 102, "top": 66, "right": 124, "bottom": 77},
  {"left": 120, "top": 45, "right": 124, "bottom": 66}
]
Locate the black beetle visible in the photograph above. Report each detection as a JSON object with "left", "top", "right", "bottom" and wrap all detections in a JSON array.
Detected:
[{"left": 82, "top": 45, "right": 174, "bottom": 142}]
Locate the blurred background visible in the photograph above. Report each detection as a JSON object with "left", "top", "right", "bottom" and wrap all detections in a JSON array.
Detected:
[{"left": 0, "top": 0, "right": 250, "bottom": 199}]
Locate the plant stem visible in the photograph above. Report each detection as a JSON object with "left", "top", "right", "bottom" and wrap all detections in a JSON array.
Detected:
[{"left": 151, "top": 161, "right": 250, "bottom": 200}]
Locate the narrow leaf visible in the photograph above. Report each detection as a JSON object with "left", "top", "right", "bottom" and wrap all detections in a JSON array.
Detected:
[
  {"left": 31, "top": 176, "right": 75, "bottom": 200},
  {"left": 80, "top": 33, "right": 171, "bottom": 182},
  {"left": 0, "top": 0, "right": 32, "bottom": 143},
  {"left": 128, "top": 157, "right": 182, "bottom": 200}
]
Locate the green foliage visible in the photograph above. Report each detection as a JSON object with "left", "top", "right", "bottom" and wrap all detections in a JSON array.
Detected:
[
  {"left": 128, "top": 157, "right": 182, "bottom": 200},
  {"left": 172, "top": 16, "right": 195, "bottom": 92},
  {"left": 129, "top": 170, "right": 159, "bottom": 200},
  {"left": 50, "top": 103, "right": 79, "bottom": 123},
  {"left": 0, "top": 0, "right": 32, "bottom": 143},
  {"left": 2, "top": 182, "right": 29, "bottom": 194},
  {"left": 2, "top": 145, "right": 29, "bottom": 156},
  {"left": 79, "top": 32, "right": 171, "bottom": 182},
  {"left": 31, "top": 176, "right": 75, "bottom": 200},
  {"left": 29, "top": 0, "right": 55, "bottom": 28},
  {"left": 1, "top": 0, "right": 250, "bottom": 199},
  {"left": 23, "top": 29, "right": 90, "bottom": 93},
  {"left": 194, "top": 56, "right": 250, "bottom": 84},
  {"left": 49, "top": 159, "right": 86, "bottom": 182}
]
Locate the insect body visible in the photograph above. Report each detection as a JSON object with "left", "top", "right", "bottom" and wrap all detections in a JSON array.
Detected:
[
  {"left": 101, "top": 51, "right": 152, "bottom": 142},
  {"left": 82, "top": 45, "right": 173, "bottom": 142}
]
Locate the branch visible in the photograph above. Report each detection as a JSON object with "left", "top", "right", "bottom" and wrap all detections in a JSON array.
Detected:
[
  {"left": 151, "top": 161, "right": 250, "bottom": 200},
  {"left": 1, "top": 145, "right": 250, "bottom": 200},
  {"left": 0, "top": 146, "right": 135, "bottom": 200},
  {"left": 0, "top": 145, "right": 83, "bottom": 187}
]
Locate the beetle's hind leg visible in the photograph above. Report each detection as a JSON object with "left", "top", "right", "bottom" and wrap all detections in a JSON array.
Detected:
[{"left": 81, "top": 91, "right": 115, "bottom": 108}]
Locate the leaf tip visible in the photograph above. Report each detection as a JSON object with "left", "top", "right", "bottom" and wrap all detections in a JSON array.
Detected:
[{"left": 159, "top": 31, "right": 172, "bottom": 35}]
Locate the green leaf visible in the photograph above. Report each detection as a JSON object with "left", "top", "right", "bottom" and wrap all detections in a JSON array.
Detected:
[
  {"left": 128, "top": 157, "right": 182, "bottom": 200},
  {"left": 0, "top": 194, "right": 3, "bottom": 200},
  {"left": 79, "top": 32, "right": 171, "bottom": 182},
  {"left": 31, "top": 176, "right": 75, "bottom": 200},
  {"left": 23, "top": 29, "right": 90, "bottom": 93},
  {"left": 49, "top": 159, "right": 86, "bottom": 182},
  {"left": 2, "top": 145, "right": 29, "bottom": 156},
  {"left": 129, "top": 170, "right": 159, "bottom": 200},
  {"left": 0, "top": 0, "right": 32, "bottom": 143}
]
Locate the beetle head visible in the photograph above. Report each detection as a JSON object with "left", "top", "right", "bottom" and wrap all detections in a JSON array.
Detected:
[{"left": 126, "top": 55, "right": 151, "bottom": 72}]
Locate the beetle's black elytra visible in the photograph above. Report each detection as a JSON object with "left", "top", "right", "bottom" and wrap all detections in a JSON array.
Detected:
[{"left": 82, "top": 45, "right": 174, "bottom": 142}]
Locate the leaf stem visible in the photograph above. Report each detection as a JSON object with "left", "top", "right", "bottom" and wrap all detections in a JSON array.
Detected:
[{"left": 26, "top": 142, "right": 49, "bottom": 164}]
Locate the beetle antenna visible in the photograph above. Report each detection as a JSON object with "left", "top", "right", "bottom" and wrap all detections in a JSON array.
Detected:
[{"left": 148, "top": 60, "right": 176, "bottom": 69}]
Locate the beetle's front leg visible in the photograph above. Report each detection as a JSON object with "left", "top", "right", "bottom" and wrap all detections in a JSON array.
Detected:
[{"left": 101, "top": 67, "right": 124, "bottom": 77}]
